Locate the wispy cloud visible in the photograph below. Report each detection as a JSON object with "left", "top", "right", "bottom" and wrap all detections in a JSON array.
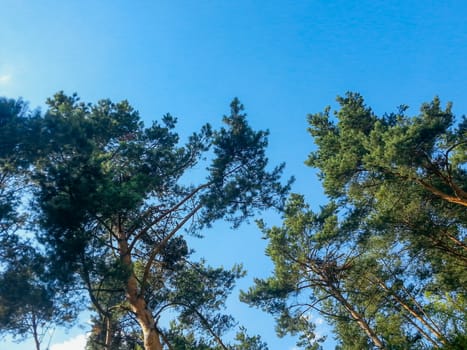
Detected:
[
  {"left": 50, "top": 334, "right": 87, "bottom": 350},
  {"left": 315, "top": 316, "right": 324, "bottom": 325},
  {"left": 0, "top": 74, "right": 11, "bottom": 84}
]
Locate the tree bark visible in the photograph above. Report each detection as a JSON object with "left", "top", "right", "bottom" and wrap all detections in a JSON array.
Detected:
[
  {"left": 331, "top": 291, "right": 387, "bottom": 349},
  {"left": 118, "top": 238, "right": 163, "bottom": 350},
  {"left": 374, "top": 278, "right": 446, "bottom": 346},
  {"left": 31, "top": 312, "right": 41, "bottom": 350},
  {"left": 307, "top": 256, "right": 387, "bottom": 349},
  {"left": 417, "top": 178, "right": 467, "bottom": 207},
  {"left": 104, "top": 316, "right": 112, "bottom": 350}
]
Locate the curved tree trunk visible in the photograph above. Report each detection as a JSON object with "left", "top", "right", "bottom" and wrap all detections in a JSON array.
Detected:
[
  {"left": 140, "top": 315, "right": 163, "bottom": 350},
  {"left": 31, "top": 312, "right": 41, "bottom": 350},
  {"left": 128, "top": 290, "right": 162, "bottom": 350},
  {"left": 104, "top": 316, "right": 112, "bottom": 350},
  {"left": 118, "top": 237, "right": 163, "bottom": 350}
]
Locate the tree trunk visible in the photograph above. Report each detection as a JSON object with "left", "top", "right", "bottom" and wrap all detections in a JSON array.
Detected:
[
  {"left": 140, "top": 315, "right": 163, "bottom": 350},
  {"left": 31, "top": 312, "right": 41, "bottom": 350},
  {"left": 127, "top": 288, "right": 163, "bottom": 350},
  {"left": 374, "top": 278, "right": 446, "bottom": 346},
  {"left": 311, "top": 258, "right": 387, "bottom": 349},
  {"left": 118, "top": 238, "right": 163, "bottom": 350},
  {"left": 331, "top": 289, "right": 387, "bottom": 349},
  {"left": 105, "top": 316, "right": 112, "bottom": 350}
]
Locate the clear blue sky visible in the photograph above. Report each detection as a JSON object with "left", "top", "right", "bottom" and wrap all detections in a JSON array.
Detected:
[{"left": 1, "top": 1, "right": 467, "bottom": 349}]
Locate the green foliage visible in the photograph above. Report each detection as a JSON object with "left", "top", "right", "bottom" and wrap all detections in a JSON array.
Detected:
[
  {"left": 201, "top": 98, "right": 291, "bottom": 228},
  {"left": 0, "top": 97, "right": 39, "bottom": 234},
  {"left": 28, "top": 92, "right": 289, "bottom": 349},
  {"left": 243, "top": 93, "right": 466, "bottom": 349},
  {"left": 232, "top": 327, "right": 269, "bottom": 350},
  {"left": 0, "top": 97, "right": 76, "bottom": 349},
  {"left": 0, "top": 246, "right": 77, "bottom": 347},
  {"left": 440, "top": 334, "right": 467, "bottom": 350},
  {"left": 164, "top": 323, "right": 269, "bottom": 350}
]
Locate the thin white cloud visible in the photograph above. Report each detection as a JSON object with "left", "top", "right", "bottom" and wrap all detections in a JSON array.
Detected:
[
  {"left": 0, "top": 74, "right": 11, "bottom": 84},
  {"left": 50, "top": 334, "right": 87, "bottom": 350}
]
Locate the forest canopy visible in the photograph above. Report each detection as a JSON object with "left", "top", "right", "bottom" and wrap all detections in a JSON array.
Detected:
[
  {"left": 0, "top": 92, "right": 466, "bottom": 350},
  {"left": 243, "top": 93, "right": 466, "bottom": 350},
  {"left": 0, "top": 93, "right": 290, "bottom": 350}
]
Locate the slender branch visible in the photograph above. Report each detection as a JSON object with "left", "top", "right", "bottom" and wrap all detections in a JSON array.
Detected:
[
  {"left": 80, "top": 254, "right": 110, "bottom": 319},
  {"left": 399, "top": 283, "right": 445, "bottom": 339},
  {"left": 92, "top": 213, "right": 117, "bottom": 240},
  {"left": 140, "top": 202, "right": 203, "bottom": 290},
  {"left": 129, "top": 183, "right": 210, "bottom": 251},
  {"left": 372, "top": 277, "right": 446, "bottom": 344},
  {"left": 383, "top": 166, "right": 467, "bottom": 207},
  {"left": 152, "top": 300, "right": 228, "bottom": 350},
  {"left": 401, "top": 313, "right": 441, "bottom": 348},
  {"left": 446, "top": 234, "right": 467, "bottom": 251},
  {"left": 158, "top": 328, "right": 175, "bottom": 350},
  {"left": 421, "top": 150, "right": 467, "bottom": 202},
  {"left": 177, "top": 302, "right": 229, "bottom": 350}
]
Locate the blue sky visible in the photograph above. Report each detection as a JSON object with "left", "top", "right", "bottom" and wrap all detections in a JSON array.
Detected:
[{"left": 1, "top": 1, "right": 467, "bottom": 349}]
